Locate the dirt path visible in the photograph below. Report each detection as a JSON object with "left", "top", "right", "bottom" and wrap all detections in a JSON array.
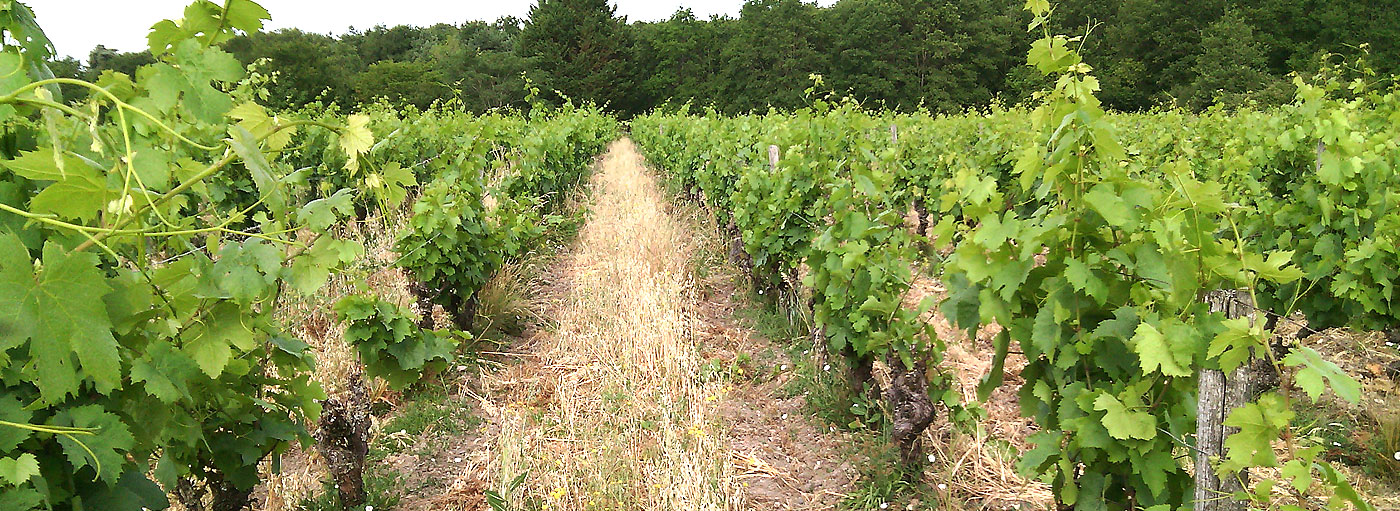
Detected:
[
  {"left": 441, "top": 139, "right": 852, "bottom": 511},
  {"left": 482, "top": 139, "right": 741, "bottom": 510}
]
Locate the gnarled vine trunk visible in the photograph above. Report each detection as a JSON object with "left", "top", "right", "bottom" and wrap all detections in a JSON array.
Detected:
[
  {"left": 315, "top": 375, "right": 371, "bottom": 510},
  {"left": 885, "top": 354, "right": 935, "bottom": 469}
]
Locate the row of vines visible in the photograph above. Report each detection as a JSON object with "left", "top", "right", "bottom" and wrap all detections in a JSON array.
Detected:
[
  {"left": 0, "top": 1, "right": 615, "bottom": 509},
  {"left": 633, "top": 2, "right": 1395, "bottom": 510}
]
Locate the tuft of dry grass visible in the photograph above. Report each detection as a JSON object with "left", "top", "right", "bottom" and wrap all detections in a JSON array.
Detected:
[{"left": 480, "top": 139, "right": 742, "bottom": 510}]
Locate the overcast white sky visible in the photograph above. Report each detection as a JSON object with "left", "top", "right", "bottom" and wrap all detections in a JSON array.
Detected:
[{"left": 34, "top": 1, "right": 834, "bottom": 61}]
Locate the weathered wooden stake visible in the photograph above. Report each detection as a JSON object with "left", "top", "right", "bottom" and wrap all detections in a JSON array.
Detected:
[{"left": 1196, "top": 290, "right": 1255, "bottom": 511}]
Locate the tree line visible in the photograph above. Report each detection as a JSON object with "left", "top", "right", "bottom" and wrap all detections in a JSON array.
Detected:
[{"left": 50, "top": 0, "right": 1400, "bottom": 116}]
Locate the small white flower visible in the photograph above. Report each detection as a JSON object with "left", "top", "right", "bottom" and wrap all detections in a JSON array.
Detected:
[
  {"left": 1333, "top": 442, "right": 1342, "bottom": 447},
  {"left": 780, "top": 364, "right": 788, "bottom": 371},
  {"left": 366, "top": 506, "right": 375, "bottom": 511},
  {"left": 453, "top": 457, "right": 463, "bottom": 463},
  {"left": 1394, "top": 451, "right": 1400, "bottom": 461},
  {"left": 927, "top": 453, "right": 936, "bottom": 463},
  {"left": 880, "top": 503, "right": 889, "bottom": 509},
  {"left": 781, "top": 413, "right": 788, "bottom": 420},
  {"left": 937, "top": 483, "right": 948, "bottom": 490},
  {"left": 823, "top": 364, "right": 831, "bottom": 371}
]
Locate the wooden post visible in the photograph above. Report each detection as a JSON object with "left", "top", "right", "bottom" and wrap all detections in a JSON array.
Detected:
[
  {"left": 1196, "top": 290, "right": 1255, "bottom": 511},
  {"left": 890, "top": 124, "right": 899, "bottom": 144},
  {"left": 768, "top": 144, "right": 780, "bottom": 170}
]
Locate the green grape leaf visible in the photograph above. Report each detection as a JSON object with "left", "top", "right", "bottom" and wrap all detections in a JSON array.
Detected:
[
  {"left": 1064, "top": 257, "right": 1107, "bottom": 304},
  {"left": 339, "top": 114, "right": 374, "bottom": 171},
  {"left": 0, "top": 484, "right": 41, "bottom": 510},
  {"left": 0, "top": 395, "right": 33, "bottom": 451},
  {"left": 1316, "top": 462, "right": 1375, "bottom": 511},
  {"left": 1222, "top": 395, "right": 1293, "bottom": 472},
  {"left": 129, "top": 142, "right": 174, "bottom": 190},
  {"left": 977, "top": 330, "right": 1011, "bottom": 401},
  {"left": 296, "top": 189, "right": 355, "bottom": 231},
  {"left": 1, "top": 148, "right": 94, "bottom": 181},
  {"left": 288, "top": 237, "right": 362, "bottom": 296},
  {"left": 224, "top": 0, "right": 271, "bottom": 34},
  {"left": 1134, "top": 448, "right": 1175, "bottom": 498},
  {"left": 0, "top": 236, "right": 120, "bottom": 403},
  {"left": 1093, "top": 392, "right": 1156, "bottom": 440},
  {"left": 147, "top": 20, "right": 186, "bottom": 56},
  {"left": 1280, "top": 459, "right": 1311, "bottom": 493},
  {"left": 54, "top": 405, "right": 134, "bottom": 484},
  {"left": 0, "top": 53, "right": 29, "bottom": 99},
  {"left": 29, "top": 169, "right": 112, "bottom": 223},
  {"left": 1027, "top": 35, "right": 1081, "bottom": 75},
  {"left": 1284, "top": 347, "right": 1361, "bottom": 404},
  {"left": 229, "top": 102, "right": 293, "bottom": 150},
  {"left": 1084, "top": 183, "right": 1133, "bottom": 227},
  {"left": 0, "top": 454, "right": 40, "bottom": 486},
  {"left": 184, "top": 303, "right": 258, "bottom": 377},
  {"left": 130, "top": 342, "right": 201, "bottom": 404},
  {"left": 229, "top": 126, "right": 285, "bottom": 210},
  {"left": 1133, "top": 322, "right": 1192, "bottom": 377},
  {"left": 1208, "top": 317, "right": 1260, "bottom": 372}
]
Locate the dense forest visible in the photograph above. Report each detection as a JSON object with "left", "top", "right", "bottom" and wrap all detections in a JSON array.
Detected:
[{"left": 50, "top": 0, "right": 1400, "bottom": 115}]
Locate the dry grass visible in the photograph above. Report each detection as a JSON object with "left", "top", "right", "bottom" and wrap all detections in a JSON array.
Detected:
[{"left": 475, "top": 139, "right": 741, "bottom": 510}]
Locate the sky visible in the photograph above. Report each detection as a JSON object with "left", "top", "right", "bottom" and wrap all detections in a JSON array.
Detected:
[{"left": 33, "top": 0, "right": 834, "bottom": 61}]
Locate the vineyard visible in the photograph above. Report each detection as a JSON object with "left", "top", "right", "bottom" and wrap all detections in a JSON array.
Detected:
[
  {"left": 631, "top": 7, "right": 1400, "bottom": 508},
  {"left": 2, "top": 0, "right": 1400, "bottom": 510}
]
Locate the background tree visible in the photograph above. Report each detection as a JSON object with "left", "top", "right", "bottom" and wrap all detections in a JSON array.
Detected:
[
  {"left": 716, "top": 0, "right": 829, "bottom": 113},
  {"left": 518, "top": 0, "right": 639, "bottom": 115},
  {"left": 1181, "top": 10, "right": 1283, "bottom": 110},
  {"left": 353, "top": 60, "right": 450, "bottom": 109},
  {"left": 54, "top": 0, "right": 1400, "bottom": 114},
  {"left": 84, "top": 45, "right": 154, "bottom": 79},
  {"left": 225, "top": 30, "right": 363, "bottom": 109}
]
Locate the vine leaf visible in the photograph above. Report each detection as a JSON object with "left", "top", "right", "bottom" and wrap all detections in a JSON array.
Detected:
[
  {"left": 1208, "top": 317, "right": 1259, "bottom": 372},
  {"left": 1083, "top": 183, "right": 1134, "bottom": 228},
  {"left": 0, "top": 148, "right": 92, "bottom": 181},
  {"left": 1064, "top": 257, "right": 1107, "bottom": 304},
  {"left": 229, "top": 126, "right": 284, "bottom": 210},
  {"left": 229, "top": 102, "right": 294, "bottom": 150},
  {"left": 130, "top": 343, "right": 201, "bottom": 404},
  {"left": 1221, "top": 394, "right": 1293, "bottom": 472},
  {"left": 1280, "top": 459, "right": 1312, "bottom": 493},
  {"left": 0, "top": 235, "right": 120, "bottom": 403},
  {"left": 223, "top": 0, "right": 272, "bottom": 34},
  {"left": 184, "top": 303, "right": 258, "bottom": 378},
  {"left": 1132, "top": 322, "right": 1191, "bottom": 377},
  {"left": 1093, "top": 392, "right": 1156, "bottom": 440},
  {"left": 0, "top": 396, "right": 33, "bottom": 451},
  {"left": 1284, "top": 347, "right": 1361, "bottom": 404},
  {"left": 339, "top": 113, "right": 374, "bottom": 172},
  {"left": 0, "top": 453, "right": 39, "bottom": 486},
  {"left": 54, "top": 405, "right": 133, "bottom": 484},
  {"left": 0, "top": 53, "right": 27, "bottom": 120}
]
